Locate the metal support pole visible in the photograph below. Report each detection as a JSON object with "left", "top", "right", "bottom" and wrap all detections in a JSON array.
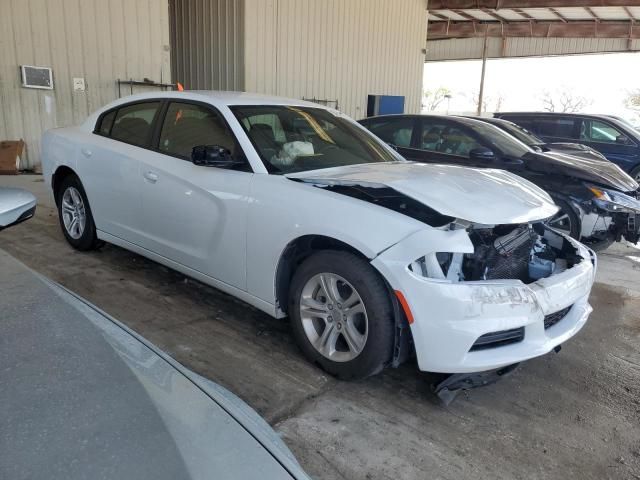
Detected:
[{"left": 477, "top": 30, "right": 488, "bottom": 116}]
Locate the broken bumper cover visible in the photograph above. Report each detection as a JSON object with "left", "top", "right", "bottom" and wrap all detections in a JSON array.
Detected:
[{"left": 372, "top": 231, "right": 596, "bottom": 374}]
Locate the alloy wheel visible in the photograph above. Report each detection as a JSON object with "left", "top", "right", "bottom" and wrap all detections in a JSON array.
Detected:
[
  {"left": 61, "top": 186, "right": 86, "bottom": 240},
  {"left": 299, "top": 273, "right": 368, "bottom": 362},
  {"left": 547, "top": 210, "right": 573, "bottom": 236}
]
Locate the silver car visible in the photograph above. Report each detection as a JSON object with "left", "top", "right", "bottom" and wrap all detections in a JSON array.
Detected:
[{"left": 0, "top": 188, "right": 310, "bottom": 480}]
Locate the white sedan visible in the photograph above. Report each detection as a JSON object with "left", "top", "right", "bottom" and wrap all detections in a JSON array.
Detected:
[{"left": 42, "top": 91, "right": 596, "bottom": 379}]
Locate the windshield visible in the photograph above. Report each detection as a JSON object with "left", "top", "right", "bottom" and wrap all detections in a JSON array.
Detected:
[
  {"left": 496, "top": 120, "right": 544, "bottom": 146},
  {"left": 609, "top": 116, "right": 640, "bottom": 136},
  {"left": 231, "top": 105, "right": 398, "bottom": 174},
  {"left": 466, "top": 120, "right": 532, "bottom": 158}
]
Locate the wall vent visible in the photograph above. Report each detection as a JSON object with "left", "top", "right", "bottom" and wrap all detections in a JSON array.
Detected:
[{"left": 20, "top": 65, "right": 53, "bottom": 90}]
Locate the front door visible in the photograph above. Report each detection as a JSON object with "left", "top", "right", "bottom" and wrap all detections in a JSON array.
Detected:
[
  {"left": 409, "top": 118, "right": 485, "bottom": 166},
  {"left": 137, "top": 101, "right": 253, "bottom": 289},
  {"left": 576, "top": 117, "right": 639, "bottom": 172}
]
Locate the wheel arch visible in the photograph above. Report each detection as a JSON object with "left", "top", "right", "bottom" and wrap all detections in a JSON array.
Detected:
[
  {"left": 52, "top": 165, "right": 79, "bottom": 205},
  {"left": 275, "top": 234, "right": 414, "bottom": 369},
  {"left": 274, "top": 234, "right": 369, "bottom": 316}
]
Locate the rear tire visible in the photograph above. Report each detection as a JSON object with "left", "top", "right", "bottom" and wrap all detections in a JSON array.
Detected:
[
  {"left": 56, "top": 175, "right": 101, "bottom": 251},
  {"left": 288, "top": 250, "right": 395, "bottom": 380}
]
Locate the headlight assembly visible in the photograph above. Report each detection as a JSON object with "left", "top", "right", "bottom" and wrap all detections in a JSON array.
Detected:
[{"left": 586, "top": 184, "right": 640, "bottom": 214}]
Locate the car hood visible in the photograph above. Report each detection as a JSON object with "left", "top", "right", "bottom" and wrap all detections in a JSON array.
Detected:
[
  {"left": 0, "top": 249, "right": 308, "bottom": 480},
  {"left": 527, "top": 151, "right": 639, "bottom": 192},
  {"left": 287, "top": 162, "right": 559, "bottom": 225}
]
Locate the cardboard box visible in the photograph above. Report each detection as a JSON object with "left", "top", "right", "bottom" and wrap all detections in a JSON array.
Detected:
[{"left": 0, "top": 140, "right": 25, "bottom": 175}]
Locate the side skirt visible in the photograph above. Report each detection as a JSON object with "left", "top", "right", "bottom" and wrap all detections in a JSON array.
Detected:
[{"left": 96, "top": 230, "right": 278, "bottom": 318}]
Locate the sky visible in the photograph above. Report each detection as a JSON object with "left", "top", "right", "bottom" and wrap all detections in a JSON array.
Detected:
[{"left": 423, "top": 52, "right": 640, "bottom": 123}]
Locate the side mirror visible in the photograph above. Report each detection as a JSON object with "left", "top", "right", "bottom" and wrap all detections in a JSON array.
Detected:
[
  {"left": 0, "top": 188, "right": 36, "bottom": 231},
  {"left": 191, "top": 145, "right": 238, "bottom": 168},
  {"left": 616, "top": 135, "right": 630, "bottom": 145},
  {"left": 469, "top": 147, "right": 496, "bottom": 162}
]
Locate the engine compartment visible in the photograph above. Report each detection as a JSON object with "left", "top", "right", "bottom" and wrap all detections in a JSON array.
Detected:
[{"left": 432, "top": 223, "right": 583, "bottom": 284}]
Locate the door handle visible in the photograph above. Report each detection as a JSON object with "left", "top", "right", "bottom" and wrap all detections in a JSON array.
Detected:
[
  {"left": 143, "top": 171, "right": 158, "bottom": 183},
  {"left": 81, "top": 148, "right": 92, "bottom": 157}
]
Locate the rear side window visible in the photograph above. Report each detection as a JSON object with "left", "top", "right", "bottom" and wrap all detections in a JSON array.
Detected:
[
  {"left": 96, "top": 110, "right": 116, "bottom": 136},
  {"left": 364, "top": 118, "right": 415, "bottom": 147},
  {"left": 158, "top": 102, "right": 237, "bottom": 158},
  {"left": 534, "top": 118, "right": 576, "bottom": 138},
  {"left": 502, "top": 117, "right": 535, "bottom": 132},
  {"left": 110, "top": 102, "right": 161, "bottom": 147}
]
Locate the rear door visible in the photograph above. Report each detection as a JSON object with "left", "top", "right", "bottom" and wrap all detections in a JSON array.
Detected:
[
  {"left": 137, "top": 100, "right": 253, "bottom": 289},
  {"left": 359, "top": 116, "right": 419, "bottom": 159},
  {"left": 80, "top": 101, "right": 162, "bottom": 244}
]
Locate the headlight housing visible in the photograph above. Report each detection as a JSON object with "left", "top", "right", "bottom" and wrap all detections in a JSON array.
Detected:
[{"left": 586, "top": 184, "right": 640, "bottom": 214}]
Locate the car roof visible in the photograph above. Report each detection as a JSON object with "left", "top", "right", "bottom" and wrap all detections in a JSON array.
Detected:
[
  {"left": 82, "top": 90, "right": 335, "bottom": 130},
  {"left": 495, "top": 111, "right": 639, "bottom": 136},
  {"left": 496, "top": 112, "right": 615, "bottom": 120},
  {"left": 107, "top": 90, "right": 325, "bottom": 109},
  {"left": 460, "top": 115, "right": 507, "bottom": 125},
  {"left": 359, "top": 113, "right": 487, "bottom": 127}
]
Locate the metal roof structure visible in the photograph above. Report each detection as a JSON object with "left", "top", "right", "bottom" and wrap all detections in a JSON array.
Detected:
[{"left": 427, "top": 2, "right": 640, "bottom": 60}]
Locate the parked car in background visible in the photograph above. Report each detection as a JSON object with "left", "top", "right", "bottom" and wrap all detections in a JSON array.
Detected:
[
  {"left": 465, "top": 116, "right": 607, "bottom": 161},
  {"left": 0, "top": 187, "right": 36, "bottom": 230},
  {"left": 358, "top": 114, "right": 640, "bottom": 248},
  {"left": 0, "top": 187, "right": 310, "bottom": 480},
  {"left": 494, "top": 112, "right": 640, "bottom": 182},
  {"left": 43, "top": 92, "right": 595, "bottom": 382}
]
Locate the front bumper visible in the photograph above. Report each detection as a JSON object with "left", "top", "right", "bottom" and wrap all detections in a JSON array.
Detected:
[{"left": 372, "top": 230, "right": 596, "bottom": 373}]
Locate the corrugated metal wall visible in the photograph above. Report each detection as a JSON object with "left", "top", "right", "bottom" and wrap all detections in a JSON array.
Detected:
[
  {"left": 169, "top": 0, "right": 244, "bottom": 91},
  {"left": 244, "top": 0, "right": 427, "bottom": 119},
  {"left": 426, "top": 37, "right": 640, "bottom": 62},
  {"left": 0, "top": 0, "right": 171, "bottom": 169}
]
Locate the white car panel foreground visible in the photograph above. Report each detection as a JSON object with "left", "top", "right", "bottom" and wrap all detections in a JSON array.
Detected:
[{"left": 42, "top": 91, "right": 596, "bottom": 380}]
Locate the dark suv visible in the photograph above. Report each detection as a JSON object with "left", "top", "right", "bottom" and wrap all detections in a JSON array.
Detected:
[{"left": 494, "top": 112, "right": 640, "bottom": 182}]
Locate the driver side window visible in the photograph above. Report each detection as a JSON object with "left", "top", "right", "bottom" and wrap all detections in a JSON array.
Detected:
[
  {"left": 159, "top": 102, "right": 236, "bottom": 158},
  {"left": 420, "top": 122, "right": 482, "bottom": 158},
  {"left": 580, "top": 119, "right": 626, "bottom": 144}
]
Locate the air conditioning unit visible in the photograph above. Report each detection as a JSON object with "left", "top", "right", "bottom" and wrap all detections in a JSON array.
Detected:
[{"left": 20, "top": 65, "right": 53, "bottom": 90}]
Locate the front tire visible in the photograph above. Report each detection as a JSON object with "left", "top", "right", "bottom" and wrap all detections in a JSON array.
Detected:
[
  {"left": 547, "top": 200, "right": 581, "bottom": 240},
  {"left": 288, "top": 251, "right": 395, "bottom": 380},
  {"left": 56, "top": 175, "right": 101, "bottom": 251}
]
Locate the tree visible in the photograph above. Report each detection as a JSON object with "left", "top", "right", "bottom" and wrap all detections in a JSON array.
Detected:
[
  {"left": 466, "top": 90, "right": 505, "bottom": 114},
  {"left": 624, "top": 89, "right": 640, "bottom": 114},
  {"left": 540, "top": 89, "right": 593, "bottom": 113},
  {"left": 423, "top": 87, "right": 452, "bottom": 111}
]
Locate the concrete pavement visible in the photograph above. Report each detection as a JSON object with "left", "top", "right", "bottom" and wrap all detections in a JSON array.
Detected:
[{"left": 2, "top": 174, "right": 639, "bottom": 479}]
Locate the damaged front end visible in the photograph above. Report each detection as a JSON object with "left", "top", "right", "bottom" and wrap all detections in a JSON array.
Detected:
[
  {"left": 372, "top": 217, "right": 596, "bottom": 375},
  {"left": 412, "top": 221, "right": 585, "bottom": 286},
  {"left": 585, "top": 184, "right": 640, "bottom": 244}
]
